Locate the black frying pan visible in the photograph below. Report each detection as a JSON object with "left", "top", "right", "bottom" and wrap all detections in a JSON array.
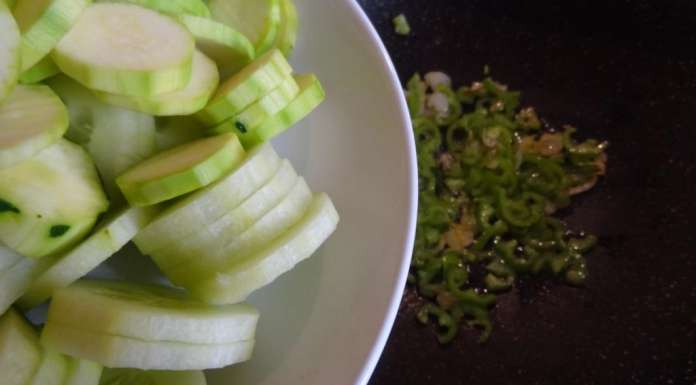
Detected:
[{"left": 358, "top": 1, "right": 696, "bottom": 384}]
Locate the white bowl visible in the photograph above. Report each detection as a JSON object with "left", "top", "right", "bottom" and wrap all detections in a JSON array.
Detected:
[{"left": 82, "top": 0, "right": 417, "bottom": 384}]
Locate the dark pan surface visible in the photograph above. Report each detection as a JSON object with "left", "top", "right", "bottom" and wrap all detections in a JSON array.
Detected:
[{"left": 357, "top": 1, "right": 696, "bottom": 384}]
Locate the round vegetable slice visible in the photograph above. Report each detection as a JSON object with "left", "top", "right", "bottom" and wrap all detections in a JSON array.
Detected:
[
  {"left": 63, "top": 357, "right": 102, "bottom": 385},
  {"left": 117, "top": 133, "right": 245, "bottom": 206},
  {"left": 0, "top": 309, "right": 41, "bottom": 385},
  {"left": 18, "top": 207, "right": 157, "bottom": 308},
  {"left": 195, "top": 49, "right": 292, "bottom": 126},
  {"left": 209, "top": 0, "right": 280, "bottom": 55},
  {"left": 0, "top": 85, "right": 68, "bottom": 169},
  {"left": 210, "top": 74, "right": 299, "bottom": 136},
  {"left": 99, "top": 0, "right": 210, "bottom": 17},
  {"left": 28, "top": 350, "right": 68, "bottom": 385},
  {"left": 134, "top": 143, "right": 280, "bottom": 255},
  {"left": 226, "top": 74, "right": 325, "bottom": 148},
  {"left": 53, "top": 3, "right": 195, "bottom": 97},
  {"left": 96, "top": 51, "right": 219, "bottom": 116},
  {"left": 13, "top": 0, "right": 90, "bottom": 72},
  {"left": 0, "top": 139, "right": 109, "bottom": 258},
  {"left": 0, "top": 1, "right": 20, "bottom": 103},
  {"left": 151, "top": 159, "right": 297, "bottom": 284},
  {"left": 191, "top": 193, "right": 339, "bottom": 304},
  {"left": 19, "top": 57, "right": 60, "bottom": 84},
  {"left": 101, "top": 368, "right": 206, "bottom": 385},
  {"left": 178, "top": 15, "right": 255, "bottom": 79},
  {"left": 46, "top": 280, "right": 258, "bottom": 344},
  {"left": 42, "top": 323, "right": 255, "bottom": 370},
  {"left": 273, "top": 0, "right": 298, "bottom": 57}
]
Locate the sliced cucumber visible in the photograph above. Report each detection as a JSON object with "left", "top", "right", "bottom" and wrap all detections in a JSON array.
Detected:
[
  {"left": 196, "top": 49, "right": 292, "bottom": 126},
  {"left": 168, "top": 177, "right": 312, "bottom": 284},
  {"left": 134, "top": 143, "right": 280, "bottom": 255},
  {"left": 63, "top": 357, "right": 102, "bottom": 385},
  {"left": 101, "top": 368, "right": 207, "bottom": 385},
  {"left": 158, "top": 161, "right": 299, "bottom": 283},
  {"left": 13, "top": 0, "right": 90, "bottom": 72},
  {"left": 19, "top": 207, "right": 157, "bottom": 308},
  {"left": 0, "top": 1, "right": 20, "bottom": 103},
  {"left": 178, "top": 15, "right": 255, "bottom": 79},
  {"left": 151, "top": 159, "right": 296, "bottom": 284},
  {"left": 0, "top": 84, "right": 68, "bottom": 169},
  {"left": 100, "top": 0, "right": 210, "bottom": 18},
  {"left": 117, "top": 133, "right": 245, "bottom": 206},
  {"left": 209, "top": 0, "right": 280, "bottom": 55},
  {"left": 42, "top": 323, "right": 255, "bottom": 370},
  {"left": 0, "top": 140, "right": 109, "bottom": 258},
  {"left": 192, "top": 193, "right": 339, "bottom": 304},
  {"left": 234, "top": 74, "right": 325, "bottom": 148},
  {"left": 274, "top": 0, "right": 298, "bottom": 57},
  {"left": 211, "top": 74, "right": 299, "bottom": 137},
  {"left": 47, "top": 280, "right": 258, "bottom": 344},
  {"left": 155, "top": 116, "right": 206, "bottom": 152},
  {"left": 28, "top": 350, "right": 68, "bottom": 385},
  {"left": 96, "top": 51, "right": 218, "bottom": 116},
  {"left": 0, "top": 309, "right": 41, "bottom": 385},
  {"left": 0, "top": 247, "right": 56, "bottom": 314},
  {"left": 53, "top": 3, "right": 195, "bottom": 97},
  {"left": 20, "top": 57, "right": 60, "bottom": 84}
]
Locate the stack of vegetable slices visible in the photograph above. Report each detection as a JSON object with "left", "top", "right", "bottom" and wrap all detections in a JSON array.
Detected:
[{"left": 0, "top": 0, "right": 338, "bottom": 383}]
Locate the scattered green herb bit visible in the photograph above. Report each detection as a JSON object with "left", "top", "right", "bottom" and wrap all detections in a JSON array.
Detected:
[
  {"left": 406, "top": 72, "right": 608, "bottom": 343},
  {"left": 393, "top": 14, "right": 411, "bottom": 36},
  {"left": 235, "top": 121, "right": 247, "bottom": 134},
  {"left": 50, "top": 225, "right": 71, "bottom": 238},
  {"left": 0, "top": 199, "right": 20, "bottom": 214}
]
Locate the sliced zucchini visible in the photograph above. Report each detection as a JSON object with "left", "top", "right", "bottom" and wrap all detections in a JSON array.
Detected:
[
  {"left": 274, "top": 0, "right": 298, "bottom": 57},
  {"left": 101, "top": 368, "right": 207, "bottom": 385},
  {"left": 100, "top": 0, "right": 210, "bottom": 17},
  {"left": 117, "top": 133, "right": 245, "bottom": 206},
  {"left": 155, "top": 116, "right": 206, "bottom": 152},
  {"left": 210, "top": 74, "right": 299, "bottom": 136},
  {"left": 20, "top": 57, "right": 60, "bottom": 84},
  {"left": 63, "top": 357, "right": 102, "bottom": 385},
  {"left": 0, "top": 84, "right": 68, "bottom": 169},
  {"left": 0, "top": 309, "right": 41, "bottom": 385},
  {"left": 195, "top": 49, "right": 292, "bottom": 126},
  {"left": 53, "top": 3, "right": 195, "bottom": 97},
  {"left": 0, "top": 140, "right": 109, "bottom": 258},
  {"left": 178, "top": 15, "right": 255, "bottom": 78},
  {"left": 28, "top": 350, "right": 68, "bottom": 385},
  {"left": 209, "top": 0, "right": 280, "bottom": 55},
  {"left": 18, "top": 207, "right": 157, "bottom": 308},
  {"left": 47, "top": 280, "right": 258, "bottom": 344},
  {"left": 13, "top": 0, "right": 90, "bottom": 72},
  {"left": 0, "top": 1, "right": 20, "bottom": 103},
  {"left": 191, "top": 193, "right": 339, "bottom": 304},
  {"left": 42, "top": 323, "right": 255, "bottom": 370},
  {"left": 155, "top": 159, "right": 298, "bottom": 284},
  {"left": 0, "top": 247, "right": 55, "bottom": 314},
  {"left": 167, "top": 177, "right": 312, "bottom": 284},
  {"left": 233, "top": 74, "right": 325, "bottom": 148},
  {"left": 134, "top": 143, "right": 280, "bottom": 255}
]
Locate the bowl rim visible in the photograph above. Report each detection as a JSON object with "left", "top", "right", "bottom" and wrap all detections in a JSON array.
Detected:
[{"left": 344, "top": 1, "right": 418, "bottom": 384}]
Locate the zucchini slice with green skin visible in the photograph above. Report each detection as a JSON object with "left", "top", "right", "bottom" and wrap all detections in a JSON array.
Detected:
[
  {"left": 19, "top": 57, "right": 60, "bottom": 84},
  {"left": 151, "top": 159, "right": 297, "bottom": 285},
  {"left": 155, "top": 116, "right": 206, "bottom": 152},
  {"left": 28, "top": 350, "right": 68, "bottom": 385},
  {"left": 167, "top": 177, "right": 312, "bottom": 285},
  {"left": 0, "top": 84, "right": 69, "bottom": 169},
  {"left": 0, "top": 1, "right": 20, "bottom": 104},
  {"left": 196, "top": 49, "right": 292, "bottom": 126},
  {"left": 42, "top": 323, "right": 255, "bottom": 370},
  {"left": 211, "top": 74, "right": 299, "bottom": 136},
  {"left": 46, "top": 280, "right": 258, "bottom": 344},
  {"left": 63, "top": 357, "right": 102, "bottom": 385},
  {"left": 233, "top": 74, "right": 325, "bottom": 148},
  {"left": 101, "top": 368, "right": 207, "bottom": 385},
  {"left": 117, "top": 133, "right": 245, "bottom": 207},
  {"left": 178, "top": 15, "right": 255, "bottom": 79},
  {"left": 0, "top": 140, "right": 109, "bottom": 258},
  {"left": 274, "top": 0, "right": 298, "bottom": 57},
  {"left": 0, "top": 309, "right": 41, "bottom": 385},
  {"left": 53, "top": 3, "right": 195, "bottom": 97},
  {"left": 98, "top": 0, "right": 210, "bottom": 18},
  {"left": 18, "top": 207, "right": 157, "bottom": 308},
  {"left": 96, "top": 51, "right": 219, "bottom": 116},
  {"left": 13, "top": 0, "right": 91, "bottom": 72},
  {"left": 209, "top": 0, "right": 280, "bottom": 55},
  {"left": 134, "top": 143, "right": 280, "bottom": 256},
  {"left": 191, "top": 193, "right": 339, "bottom": 304}
]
